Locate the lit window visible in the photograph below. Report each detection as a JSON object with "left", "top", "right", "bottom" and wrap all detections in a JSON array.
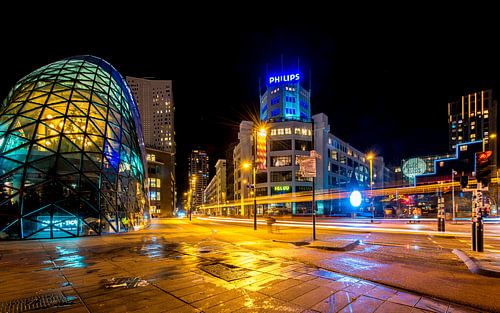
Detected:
[
  {"left": 278, "top": 128, "right": 284, "bottom": 135},
  {"left": 284, "top": 128, "right": 291, "bottom": 134},
  {"left": 270, "top": 129, "right": 277, "bottom": 136}
]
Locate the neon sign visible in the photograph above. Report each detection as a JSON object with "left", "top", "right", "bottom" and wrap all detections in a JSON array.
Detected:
[
  {"left": 37, "top": 216, "right": 80, "bottom": 232},
  {"left": 268, "top": 73, "right": 300, "bottom": 85},
  {"left": 273, "top": 185, "right": 290, "bottom": 192}
]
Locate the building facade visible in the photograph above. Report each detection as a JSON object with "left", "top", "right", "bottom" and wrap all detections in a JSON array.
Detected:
[
  {"left": 126, "top": 77, "right": 176, "bottom": 217},
  {"left": 233, "top": 121, "right": 254, "bottom": 216},
  {"left": 126, "top": 77, "right": 175, "bottom": 153},
  {"left": 229, "top": 68, "right": 385, "bottom": 216},
  {"left": 189, "top": 149, "right": 209, "bottom": 208},
  {"left": 0, "top": 55, "right": 149, "bottom": 239},
  {"left": 146, "top": 148, "right": 175, "bottom": 217},
  {"left": 203, "top": 159, "right": 227, "bottom": 214},
  {"left": 232, "top": 113, "right": 383, "bottom": 216}
]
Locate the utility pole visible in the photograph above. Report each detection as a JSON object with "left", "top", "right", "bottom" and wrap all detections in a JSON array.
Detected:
[
  {"left": 452, "top": 169, "right": 456, "bottom": 223},
  {"left": 311, "top": 118, "right": 316, "bottom": 241},
  {"left": 437, "top": 183, "right": 445, "bottom": 232}
]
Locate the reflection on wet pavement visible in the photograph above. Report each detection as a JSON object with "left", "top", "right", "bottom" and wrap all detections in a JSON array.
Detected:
[
  {"left": 43, "top": 245, "right": 90, "bottom": 269},
  {"left": 0, "top": 221, "right": 485, "bottom": 313}
]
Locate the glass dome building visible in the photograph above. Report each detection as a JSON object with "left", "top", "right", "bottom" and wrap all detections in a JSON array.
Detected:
[{"left": 0, "top": 55, "right": 149, "bottom": 239}]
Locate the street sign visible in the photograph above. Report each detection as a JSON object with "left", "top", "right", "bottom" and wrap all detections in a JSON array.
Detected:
[{"left": 297, "top": 155, "right": 316, "bottom": 177}]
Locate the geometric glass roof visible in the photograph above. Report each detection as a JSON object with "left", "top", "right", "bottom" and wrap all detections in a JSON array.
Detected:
[{"left": 0, "top": 55, "right": 149, "bottom": 239}]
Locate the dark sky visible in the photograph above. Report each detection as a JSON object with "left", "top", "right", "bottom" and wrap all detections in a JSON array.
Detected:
[{"left": 1, "top": 16, "right": 499, "bottom": 195}]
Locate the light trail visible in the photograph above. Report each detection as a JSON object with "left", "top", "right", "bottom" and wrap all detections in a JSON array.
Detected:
[
  {"left": 200, "top": 179, "right": 499, "bottom": 210},
  {"left": 197, "top": 216, "right": 500, "bottom": 238}
]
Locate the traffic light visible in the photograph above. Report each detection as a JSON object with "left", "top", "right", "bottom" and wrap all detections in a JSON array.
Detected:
[
  {"left": 460, "top": 175, "right": 469, "bottom": 188},
  {"left": 475, "top": 151, "right": 493, "bottom": 187}
]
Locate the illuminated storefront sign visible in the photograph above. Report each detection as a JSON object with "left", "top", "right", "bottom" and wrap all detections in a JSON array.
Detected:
[
  {"left": 256, "top": 129, "right": 267, "bottom": 170},
  {"left": 402, "top": 158, "right": 427, "bottom": 178},
  {"left": 272, "top": 185, "right": 291, "bottom": 193},
  {"left": 268, "top": 73, "right": 300, "bottom": 85},
  {"left": 37, "top": 216, "right": 80, "bottom": 232}
]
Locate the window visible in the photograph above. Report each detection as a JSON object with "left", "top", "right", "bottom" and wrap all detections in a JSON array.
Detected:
[
  {"left": 149, "top": 191, "right": 160, "bottom": 201},
  {"left": 147, "top": 154, "right": 156, "bottom": 162},
  {"left": 271, "top": 156, "right": 292, "bottom": 167},
  {"left": 256, "top": 172, "right": 267, "bottom": 183},
  {"left": 270, "top": 140, "right": 292, "bottom": 151},
  {"left": 295, "top": 140, "right": 311, "bottom": 151},
  {"left": 271, "top": 171, "right": 292, "bottom": 182},
  {"left": 284, "top": 128, "right": 291, "bottom": 134},
  {"left": 271, "top": 108, "right": 280, "bottom": 117},
  {"left": 331, "top": 150, "right": 338, "bottom": 161}
]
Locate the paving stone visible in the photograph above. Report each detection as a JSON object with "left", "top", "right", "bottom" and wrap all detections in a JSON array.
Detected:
[
  {"left": 388, "top": 291, "right": 422, "bottom": 307},
  {"left": 343, "top": 280, "right": 377, "bottom": 297},
  {"left": 374, "top": 301, "right": 414, "bottom": 313},
  {"left": 163, "top": 304, "right": 201, "bottom": 313},
  {"left": 204, "top": 291, "right": 268, "bottom": 313},
  {"left": 234, "top": 296, "right": 304, "bottom": 313},
  {"left": 415, "top": 297, "right": 450, "bottom": 313},
  {"left": 257, "top": 278, "right": 302, "bottom": 296},
  {"left": 291, "top": 286, "right": 336, "bottom": 308},
  {"left": 364, "top": 285, "right": 398, "bottom": 301},
  {"left": 191, "top": 288, "right": 247, "bottom": 310},
  {"left": 273, "top": 282, "right": 320, "bottom": 302},
  {"left": 311, "top": 290, "right": 357, "bottom": 313},
  {"left": 340, "top": 295, "right": 384, "bottom": 313}
]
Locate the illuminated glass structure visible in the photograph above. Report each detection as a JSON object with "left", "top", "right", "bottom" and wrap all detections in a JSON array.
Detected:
[{"left": 0, "top": 55, "right": 148, "bottom": 239}]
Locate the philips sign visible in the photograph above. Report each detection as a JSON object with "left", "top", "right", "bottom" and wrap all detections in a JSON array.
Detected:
[{"left": 268, "top": 73, "right": 300, "bottom": 85}]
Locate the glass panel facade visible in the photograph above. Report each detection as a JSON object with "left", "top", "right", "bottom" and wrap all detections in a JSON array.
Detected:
[{"left": 0, "top": 56, "right": 148, "bottom": 239}]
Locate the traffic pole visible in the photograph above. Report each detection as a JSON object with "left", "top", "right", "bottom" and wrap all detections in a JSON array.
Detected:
[{"left": 472, "top": 189, "right": 477, "bottom": 251}]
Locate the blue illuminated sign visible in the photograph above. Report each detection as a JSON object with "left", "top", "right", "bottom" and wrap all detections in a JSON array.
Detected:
[
  {"left": 268, "top": 73, "right": 300, "bottom": 85},
  {"left": 38, "top": 216, "right": 80, "bottom": 232}
]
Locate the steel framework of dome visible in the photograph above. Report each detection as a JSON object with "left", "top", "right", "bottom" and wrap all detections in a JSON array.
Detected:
[{"left": 0, "top": 55, "right": 148, "bottom": 239}]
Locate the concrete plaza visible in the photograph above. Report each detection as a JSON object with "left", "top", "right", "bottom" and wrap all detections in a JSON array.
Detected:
[{"left": 0, "top": 219, "right": 492, "bottom": 312}]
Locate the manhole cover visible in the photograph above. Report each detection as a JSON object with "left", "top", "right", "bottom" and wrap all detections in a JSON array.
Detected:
[
  {"left": 200, "top": 263, "right": 250, "bottom": 281},
  {"left": 0, "top": 291, "right": 76, "bottom": 313}
]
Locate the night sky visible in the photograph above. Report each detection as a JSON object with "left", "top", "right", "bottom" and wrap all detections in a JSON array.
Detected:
[{"left": 1, "top": 18, "right": 499, "bottom": 196}]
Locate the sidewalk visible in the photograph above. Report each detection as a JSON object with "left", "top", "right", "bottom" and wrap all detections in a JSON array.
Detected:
[
  {"left": 0, "top": 228, "right": 486, "bottom": 312},
  {"left": 452, "top": 249, "right": 500, "bottom": 278}
]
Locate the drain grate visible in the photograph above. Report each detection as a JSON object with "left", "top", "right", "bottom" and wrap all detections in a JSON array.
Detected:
[
  {"left": 0, "top": 291, "right": 75, "bottom": 313},
  {"left": 200, "top": 263, "right": 250, "bottom": 281}
]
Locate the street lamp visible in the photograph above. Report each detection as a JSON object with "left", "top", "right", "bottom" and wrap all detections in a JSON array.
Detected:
[
  {"left": 451, "top": 169, "right": 457, "bottom": 223},
  {"left": 253, "top": 126, "right": 267, "bottom": 230},
  {"left": 367, "top": 152, "right": 375, "bottom": 223},
  {"left": 189, "top": 175, "right": 197, "bottom": 221}
]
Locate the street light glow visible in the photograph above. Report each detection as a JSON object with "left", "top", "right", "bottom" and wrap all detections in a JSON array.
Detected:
[{"left": 350, "top": 190, "right": 362, "bottom": 207}]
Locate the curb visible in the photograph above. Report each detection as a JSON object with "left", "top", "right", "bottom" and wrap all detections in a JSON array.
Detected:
[
  {"left": 452, "top": 249, "right": 500, "bottom": 278},
  {"left": 308, "top": 239, "right": 360, "bottom": 251}
]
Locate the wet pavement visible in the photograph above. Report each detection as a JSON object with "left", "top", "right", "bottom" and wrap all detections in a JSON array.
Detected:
[{"left": 0, "top": 219, "right": 494, "bottom": 312}]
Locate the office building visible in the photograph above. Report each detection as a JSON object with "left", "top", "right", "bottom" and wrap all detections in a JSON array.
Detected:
[{"left": 189, "top": 150, "right": 209, "bottom": 208}]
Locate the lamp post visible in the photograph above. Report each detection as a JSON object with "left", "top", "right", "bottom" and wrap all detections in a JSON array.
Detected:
[
  {"left": 452, "top": 169, "right": 457, "bottom": 223},
  {"left": 189, "top": 175, "right": 197, "bottom": 221},
  {"left": 253, "top": 126, "right": 267, "bottom": 231},
  {"left": 367, "top": 153, "right": 375, "bottom": 223}
]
